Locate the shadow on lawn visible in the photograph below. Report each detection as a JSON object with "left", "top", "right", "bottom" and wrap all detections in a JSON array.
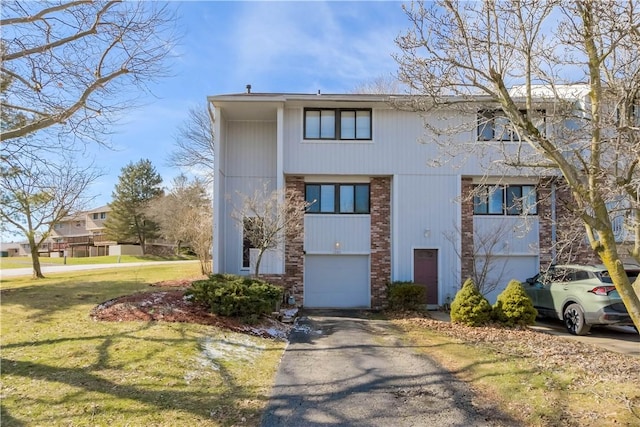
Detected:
[
  {"left": 1, "top": 321, "right": 278, "bottom": 426},
  {"left": 2, "top": 355, "right": 264, "bottom": 425},
  {"left": 0, "top": 278, "right": 154, "bottom": 321}
]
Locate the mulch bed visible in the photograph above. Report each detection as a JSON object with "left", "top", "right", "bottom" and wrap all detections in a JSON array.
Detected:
[{"left": 90, "top": 279, "right": 290, "bottom": 338}]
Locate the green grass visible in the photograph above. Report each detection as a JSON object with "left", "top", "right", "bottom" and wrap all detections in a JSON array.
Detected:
[
  {"left": 396, "top": 321, "right": 640, "bottom": 426},
  {"left": 0, "top": 255, "right": 195, "bottom": 269},
  {"left": 0, "top": 264, "right": 286, "bottom": 426}
]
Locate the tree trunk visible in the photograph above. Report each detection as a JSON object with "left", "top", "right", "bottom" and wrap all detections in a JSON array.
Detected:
[
  {"left": 29, "top": 238, "right": 45, "bottom": 279},
  {"left": 253, "top": 249, "right": 265, "bottom": 278},
  {"left": 597, "top": 231, "right": 640, "bottom": 331}
]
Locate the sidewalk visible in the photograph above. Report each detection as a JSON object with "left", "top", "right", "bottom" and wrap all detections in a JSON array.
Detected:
[
  {"left": 0, "top": 260, "right": 199, "bottom": 279},
  {"left": 428, "top": 310, "right": 451, "bottom": 322}
]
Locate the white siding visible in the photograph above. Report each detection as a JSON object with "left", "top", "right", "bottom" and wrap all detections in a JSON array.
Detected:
[
  {"left": 482, "top": 256, "right": 539, "bottom": 304},
  {"left": 219, "top": 120, "right": 278, "bottom": 274},
  {"left": 283, "top": 107, "right": 531, "bottom": 178},
  {"left": 225, "top": 121, "right": 277, "bottom": 178},
  {"left": 474, "top": 216, "right": 540, "bottom": 255},
  {"left": 393, "top": 174, "right": 461, "bottom": 303},
  {"left": 304, "top": 215, "right": 371, "bottom": 254}
]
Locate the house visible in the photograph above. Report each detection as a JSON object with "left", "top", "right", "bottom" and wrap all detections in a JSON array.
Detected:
[
  {"left": 208, "top": 90, "right": 601, "bottom": 310},
  {"left": 49, "top": 206, "right": 115, "bottom": 257}
]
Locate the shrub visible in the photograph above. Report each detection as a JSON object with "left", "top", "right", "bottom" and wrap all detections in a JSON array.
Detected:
[
  {"left": 387, "top": 281, "right": 426, "bottom": 311},
  {"left": 493, "top": 279, "right": 538, "bottom": 327},
  {"left": 450, "top": 278, "right": 492, "bottom": 326},
  {"left": 186, "top": 274, "right": 283, "bottom": 323}
]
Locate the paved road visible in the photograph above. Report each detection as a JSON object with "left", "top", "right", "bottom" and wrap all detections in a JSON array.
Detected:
[
  {"left": 0, "top": 260, "right": 199, "bottom": 279},
  {"left": 260, "top": 312, "right": 517, "bottom": 427}
]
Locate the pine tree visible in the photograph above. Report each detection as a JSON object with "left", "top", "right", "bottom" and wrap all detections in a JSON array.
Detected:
[{"left": 105, "top": 159, "right": 163, "bottom": 254}]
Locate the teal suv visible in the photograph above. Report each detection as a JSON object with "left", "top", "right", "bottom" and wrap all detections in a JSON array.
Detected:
[{"left": 524, "top": 264, "right": 637, "bottom": 335}]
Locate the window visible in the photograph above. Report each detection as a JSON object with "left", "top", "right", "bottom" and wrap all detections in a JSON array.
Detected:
[
  {"left": 93, "top": 213, "right": 99, "bottom": 220},
  {"left": 242, "top": 217, "right": 263, "bottom": 269},
  {"left": 478, "top": 110, "right": 545, "bottom": 141},
  {"left": 473, "top": 185, "right": 537, "bottom": 215},
  {"left": 100, "top": 212, "right": 107, "bottom": 219},
  {"left": 304, "top": 109, "right": 371, "bottom": 140},
  {"left": 305, "top": 183, "right": 370, "bottom": 214}
]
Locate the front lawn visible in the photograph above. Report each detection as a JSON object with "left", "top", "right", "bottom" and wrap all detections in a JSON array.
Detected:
[{"left": 0, "top": 264, "right": 286, "bottom": 426}]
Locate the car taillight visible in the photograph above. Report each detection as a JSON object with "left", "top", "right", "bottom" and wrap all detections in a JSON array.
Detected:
[{"left": 589, "top": 286, "right": 616, "bottom": 296}]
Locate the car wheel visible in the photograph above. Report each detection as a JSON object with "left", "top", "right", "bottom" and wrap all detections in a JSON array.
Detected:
[{"left": 563, "top": 303, "right": 591, "bottom": 336}]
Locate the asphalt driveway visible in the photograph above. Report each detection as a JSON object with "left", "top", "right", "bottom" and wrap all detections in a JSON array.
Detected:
[{"left": 260, "top": 311, "right": 517, "bottom": 427}]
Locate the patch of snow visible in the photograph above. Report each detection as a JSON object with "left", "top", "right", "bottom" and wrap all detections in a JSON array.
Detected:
[
  {"left": 185, "top": 334, "right": 267, "bottom": 383},
  {"left": 282, "top": 308, "right": 298, "bottom": 318},
  {"left": 139, "top": 292, "right": 166, "bottom": 307}
]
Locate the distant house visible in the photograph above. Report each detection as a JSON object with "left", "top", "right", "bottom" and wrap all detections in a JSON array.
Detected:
[
  {"left": 49, "top": 206, "right": 115, "bottom": 257},
  {"left": 0, "top": 242, "right": 29, "bottom": 257},
  {"left": 208, "top": 90, "right": 630, "bottom": 310}
]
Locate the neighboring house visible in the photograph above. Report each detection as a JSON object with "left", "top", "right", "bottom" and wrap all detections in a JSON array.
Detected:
[
  {"left": 49, "top": 206, "right": 115, "bottom": 257},
  {"left": 208, "top": 90, "right": 621, "bottom": 310},
  {"left": 48, "top": 205, "right": 175, "bottom": 258},
  {"left": 0, "top": 242, "right": 30, "bottom": 257}
]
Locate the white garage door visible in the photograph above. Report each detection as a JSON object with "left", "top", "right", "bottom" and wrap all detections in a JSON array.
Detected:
[
  {"left": 304, "top": 255, "right": 370, "bottom": 308},
  {"left": 483, "top": 256, "right": 539, "bottom": 304}
]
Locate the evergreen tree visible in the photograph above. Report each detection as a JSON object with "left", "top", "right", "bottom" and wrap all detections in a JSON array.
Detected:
[{"left": 105, "top": 159, "right": 163, "bottom": 254}]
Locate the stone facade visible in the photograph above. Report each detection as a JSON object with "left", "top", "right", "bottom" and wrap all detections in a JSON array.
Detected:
[
  {"left": 538, "top": 178, "right": 599, "bottom": 267},
  {"left": 460, "top": 177, "right": 475, "bottom": 282},
  {"left": 370, "top": 177, "right": 392, "bottom": 309},
  {"left": 264, "top": 176, "right": 392, "bottom": 309}
]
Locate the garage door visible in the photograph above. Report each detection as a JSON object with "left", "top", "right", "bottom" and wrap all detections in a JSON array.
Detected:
[
  {"left": 483, "top": 256, "right": 539, "bottom": 304},
  {"left": 304, "top": 255, "right": 370, "bottom": 308}
]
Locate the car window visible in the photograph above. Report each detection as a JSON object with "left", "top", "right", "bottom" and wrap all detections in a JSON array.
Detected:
[
  {"left": 599, "top": 270, "right": 613, "bottom": 283},
  {"left": 626, "top": 270, "right": 640, "bottom": 282},
  {"left": 550, "top": 268, "right": 571, "bottom": 282},
  {"left": 572, "top": 270, "right": 590, "bottom": 281}
]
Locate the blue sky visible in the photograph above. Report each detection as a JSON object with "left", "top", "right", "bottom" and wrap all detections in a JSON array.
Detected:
[{"left": 90, "top": 1, "right": 410, "bottom": 206}]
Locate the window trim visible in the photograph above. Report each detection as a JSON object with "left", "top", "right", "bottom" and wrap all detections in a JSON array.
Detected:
[
  {"left": 304, "top": 108, "right": 372, "bottom": 141},
  {"left": 305, "top": 183, "right": 370, "bottom": 214},
  {"left": 473, "top": 184, "right": 538, "bottom": 216},
  {"left": 477, "top": 109, "right": 546, "bottom": 142}
]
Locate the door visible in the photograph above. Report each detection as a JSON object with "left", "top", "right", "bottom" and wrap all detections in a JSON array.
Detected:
[
  {"left": 304, "top": 255, "right": 370, "bottom": 308},
  {"left": 414, "top": 249, "right": 438, "bottom": 305}
]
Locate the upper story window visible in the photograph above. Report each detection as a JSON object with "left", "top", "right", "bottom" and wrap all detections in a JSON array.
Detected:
[
  {"left": 304, "top": 109, "right": 372, "bottom": 140},
  {"left": 473, "top": 184, "right": 537, "bottom": 216},
  {"left": 305, "top": 183, "right": 370, "bottom": 214},
  {"left": 93, "top": 213, "right": 99, "bottom": 220},
  {"left": 101, "top": 212, "right": 107, "bottom": 219},
  {"left": 478, "top": 110, "right": 545, "bottom": 142}
]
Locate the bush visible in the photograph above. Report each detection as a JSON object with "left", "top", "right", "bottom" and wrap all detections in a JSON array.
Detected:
[
  {"left": 492, "top": 279, "right": 538, "bottom": 327},
  {"left": 387, "top": 281, "right": 426, "bottom": 311},
  {"left": 450, "top": 278, "right": 492, "bottom": 326},
  {"left": 186, "top": 274, "right": 283, "bottom": 324}
]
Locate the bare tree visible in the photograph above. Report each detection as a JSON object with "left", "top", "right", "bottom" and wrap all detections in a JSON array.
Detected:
[
  {"left": 148, "top": 175, "right": 213, "bottom": 274},
  {"left": 0, "top": 153, "right": 101, "bottom": 278},
  {"left": 168, "top": 104, "right": 216, "bottom": 183},
  {"left": 351, "top": 75, "right": 406, "bottom": 94},
  {"left": 231, "top": 182, "right": 310, "bottom": 277},
  {"left": 394, "top": 0, "right": 640, "bottom": 329},
  {"left": 182, "top": 206, "right": 213, "bottom": 276},
  {"left": 444, "top": 220, "right": 513, "bottom": 297},
  {"left": 1, "top": 1, "right": 176, "bottom": 144}
]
